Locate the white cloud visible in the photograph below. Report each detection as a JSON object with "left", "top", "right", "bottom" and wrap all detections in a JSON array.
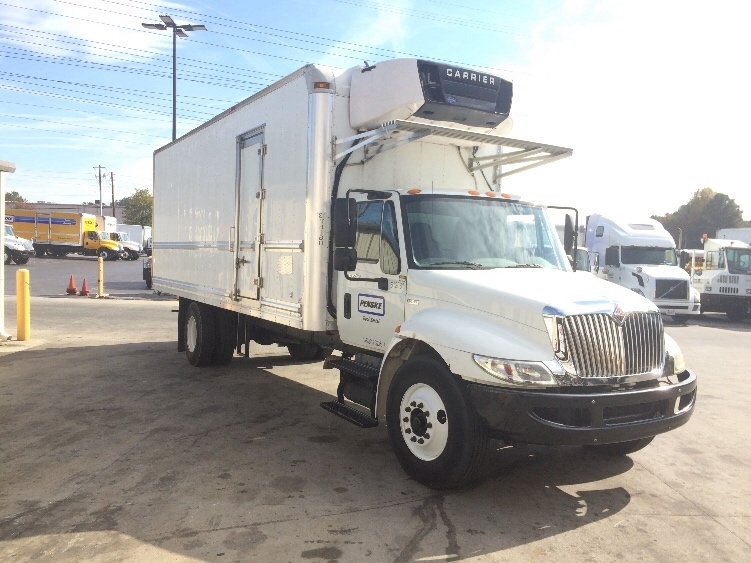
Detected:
[{"left": 503, "top": 0, "right": 751, "bottom": 221}]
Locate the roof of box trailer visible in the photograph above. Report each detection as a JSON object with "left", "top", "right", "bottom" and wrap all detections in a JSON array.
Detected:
[{"left": 153, "top": 64, "right": 333, "bottom": 155}]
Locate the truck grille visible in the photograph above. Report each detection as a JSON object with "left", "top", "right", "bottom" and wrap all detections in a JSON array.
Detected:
[
  {"left": 562, "top": 312, "right": 664, "bottom": 377},
  {"left": 655, "top": 279, "right": 688, "bottom": 300}
]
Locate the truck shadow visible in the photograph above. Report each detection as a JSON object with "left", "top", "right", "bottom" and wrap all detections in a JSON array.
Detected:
[
  {"left": 0, "top": 342, "right": 635, "bottom": 562},
  {"left": 670, "top": 313, "right": 751, "bottom": 332}
]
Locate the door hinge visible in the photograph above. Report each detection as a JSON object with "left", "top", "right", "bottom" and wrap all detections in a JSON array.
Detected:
[
  {"left": 253, "top": 277, "right": 264, "bottom": 288},
  {"left": 258, "top": 144, "right": 267, "bottom": 156},
  {"left": 256, "top": 233, "right": 265, "bottom": 244},
  {"left": 256, "top": 189, "right": 266, "bottom": 200}
]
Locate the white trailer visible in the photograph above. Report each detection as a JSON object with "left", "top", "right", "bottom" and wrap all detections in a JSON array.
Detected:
[
  {"left": 584, "top": 214, "right": 701, "bottom": 323},
  {"left": 116, "top": 224, "right": 152, "bottom": 248},
  {"left": 689, "top": 237, "right": 751, "bottom": 321},
  {"left": 153, "top": 58, "right": 696, "bottom": 489},
  {"left": 716, "top": 227, "right": 751, "bottom": 245}
]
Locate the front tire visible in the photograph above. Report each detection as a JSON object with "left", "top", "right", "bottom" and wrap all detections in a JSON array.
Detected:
[
  {"left": 185, "top": 302, "right": 216, "bottom": 367},
  {"left": 585, "top": 436, "right": 654, "bottom": 456},
  {"left": 98, "top": 248, "right": 111, "bottom": 261},
  {"left": 386, "top": 356, "right": 489, "bottom": 489},
  {"left": 14, "top": 255, "right": 29, "bottom": 265},
  {"left": 3, "top": 249, "right": 10, "bottom": 265}
]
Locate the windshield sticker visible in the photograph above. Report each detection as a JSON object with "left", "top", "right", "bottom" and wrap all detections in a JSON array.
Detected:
[{"left": 358, "top": 294, "right": 385, "bottom": 316}]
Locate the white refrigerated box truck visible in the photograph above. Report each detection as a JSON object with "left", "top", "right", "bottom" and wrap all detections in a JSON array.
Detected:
[{"left": 152, "top": 58, "right": 696, "bottom": 489}]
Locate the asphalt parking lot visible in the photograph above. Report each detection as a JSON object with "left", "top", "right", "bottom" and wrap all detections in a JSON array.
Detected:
[{"left": 1, "top": 258, "right": 749, "bottom": 562}]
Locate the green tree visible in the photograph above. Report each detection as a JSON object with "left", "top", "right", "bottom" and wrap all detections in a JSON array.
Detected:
[
  {"left": 118, "top": 189, "right": 153, "bottom": 226},
  {"left": 653, "top": 188, "right": 747, "bottom": 248},
  {"left": 5, "top": 191, "right": 26, "bottom": 202}
]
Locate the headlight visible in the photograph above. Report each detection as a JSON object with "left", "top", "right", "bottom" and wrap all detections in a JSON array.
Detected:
[
  {"left": 631, "top": 288, "right": 645, "bottom": 296},
  {"left": 664, "top": 334, "right": 686, "bottom": 375},
  {"left": 473, "top": 355, "right": 558, "bottom": 386}
]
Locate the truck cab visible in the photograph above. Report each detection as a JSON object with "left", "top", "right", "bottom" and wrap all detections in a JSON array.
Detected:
[
  {"left": 83, "top": 230, "right": 121, "bottom": 260},
  {"left": 4, "top": 224, "right": 34, "bottom": 265},
  {"left": 108, "top": 232, "right": 142, "bottom": 260},
  {"left": 585, "top": 214, "right": 700, "bottom": 323},
  {"left": 689, "top": 238, "right": 751, "bottom": 321}
]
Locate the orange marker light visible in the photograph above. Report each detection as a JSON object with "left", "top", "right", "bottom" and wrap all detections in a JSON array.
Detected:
[
  {"left": 407, "top": 188, "right": 422, "bottom": 194},
  {"left": 500, "top": 193, "right": 512, "bottom": 199},
  {"left": 313, "top": 81, "right": 331, "bottom": 89},
  {"left": 468, "top": 190, "right": 480, "bottom": 196},
  {"left": 395, "top": 325, "right": 401, "bottom": 333},
  {"left": 485, "top": 191, "right": 496, "bottom": 197}
]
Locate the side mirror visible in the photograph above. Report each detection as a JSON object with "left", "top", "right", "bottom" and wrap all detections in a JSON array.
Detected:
[
  {"left": 563, "top": 214, "right": 575, "bottom": 255},
  {"left": 333, "top": 248, "right": 358, "bottom": 272},
  {"left": 333, "top": 198, "right": 357, "bottom": 248}
]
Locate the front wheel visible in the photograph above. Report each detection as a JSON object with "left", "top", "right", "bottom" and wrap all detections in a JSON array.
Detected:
[
  {"left": 386, "top": 356, "right": 489, "bottom": 489},
  {"left": 585, "top": 436, "right": 654, "bottom": 456},
  {"left": 3, "top": 249, "right": 10, "bottom": 265},
  {"left": 14, "top": 255, "right": 29, "bottom": 265},
  {"left": 98, "top": 248, "right": 111, "bottom": 261}
]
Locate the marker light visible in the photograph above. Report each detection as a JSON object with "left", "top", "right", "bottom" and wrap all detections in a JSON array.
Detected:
[
  {"left": 407, "top": 188, "right": 422, "bottom": 194},
  {"left": 468, "top": 190, "right": 480, "bottom": 196},
  {"left": 485, "top": 191, "right": 496, "bottom": 197},
  {"left": 313, "top": 82, "right": 331, "bottom": 89}
]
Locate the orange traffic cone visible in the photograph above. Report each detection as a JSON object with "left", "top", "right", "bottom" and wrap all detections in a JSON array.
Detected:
[
  {"left": 79, "top": 278, "right": 90, "bottom": 296},
  {"left": 66, "top": 275, "right": 77, "bottom": 295}
]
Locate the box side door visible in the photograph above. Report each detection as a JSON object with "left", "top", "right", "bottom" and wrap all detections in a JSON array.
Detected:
[{"left": 234, "top": 129, "right": 265, "bottom": 300}]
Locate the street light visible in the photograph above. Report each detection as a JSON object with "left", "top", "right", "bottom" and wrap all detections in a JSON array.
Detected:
[{"left": 142, "top": 15, "right": 207, "bottom": 141}]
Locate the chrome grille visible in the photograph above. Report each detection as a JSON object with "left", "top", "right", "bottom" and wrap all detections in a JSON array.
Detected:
[{"left": 562, "top": 312, "right": 664, "bottom": 377}]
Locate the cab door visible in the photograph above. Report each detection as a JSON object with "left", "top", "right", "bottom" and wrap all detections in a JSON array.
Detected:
[{"left": 337, "top": 195, "right": 406, "bottom": 353}]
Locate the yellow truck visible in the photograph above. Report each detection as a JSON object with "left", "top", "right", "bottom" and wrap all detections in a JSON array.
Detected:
[{"left": 5, "top": 210, "right": 122, "bottom": 260}]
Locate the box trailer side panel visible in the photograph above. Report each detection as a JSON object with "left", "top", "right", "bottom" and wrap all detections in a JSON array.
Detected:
[{"left": 153, "top": 70, "right": 331, "bottom": 330}]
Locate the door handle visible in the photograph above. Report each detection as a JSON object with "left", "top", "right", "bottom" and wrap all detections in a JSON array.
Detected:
[{"left": 229, "top": 227, "right": 234, "bottom": 251}]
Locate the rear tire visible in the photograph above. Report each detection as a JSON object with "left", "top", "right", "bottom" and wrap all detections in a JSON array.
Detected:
[
  {"left": 726, "top": 308, "right": 747, "bottom": 322},
  {"left": 287, "top": 342, "right": 325, "bottom": 361},
  {"left": 386, "top": 356, "right": 489, "bottom": 489},
  {"left": 185, "top": 302, "right": 216, "bottom": 367},
  {"left": 585, "top": 436, "right": 654, "bottom": 456},
  {"left": 211, "top": 310, "right": 237, "bottom": 366}
]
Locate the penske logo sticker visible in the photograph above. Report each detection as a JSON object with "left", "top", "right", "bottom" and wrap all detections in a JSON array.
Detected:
[{"left": 358, "top": 294, "right": 385, "bottom": 316}]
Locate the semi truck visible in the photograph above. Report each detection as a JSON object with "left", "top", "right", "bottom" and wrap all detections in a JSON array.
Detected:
[
  {"left": 108, "top": 231, "right": 143, "bottom": 260},
  {"left": 6, "top": 210, "right": 123, "bottom": 260},
  {"left": 584, "top": 214, "right": 701, "bottom": 323},
  {"left": 688, "top": 237, "right": 751, "bottom": 321},
  {"left": 3, "top": 222, "right": 34, "bottom": 265},
  {"left": 152, "top": 58, "right": 697, "bottom": 489}
]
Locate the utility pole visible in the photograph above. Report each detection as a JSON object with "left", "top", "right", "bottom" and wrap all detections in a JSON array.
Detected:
[
  {"left": 110, "top": 172, "right": 116, "bottom": 218},
  {"left": 94, "top": 165, "right": 106, "bottom": 215}
]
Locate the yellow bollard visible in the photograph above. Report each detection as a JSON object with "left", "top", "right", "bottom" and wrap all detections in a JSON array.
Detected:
[
  {"left": 16, "top": 268, "right": 30, "bottom": 341},
  {"left": 98, "top": 256, "right": 104, "bottom": 297}
]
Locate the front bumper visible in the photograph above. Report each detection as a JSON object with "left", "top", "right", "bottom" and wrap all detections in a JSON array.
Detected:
[{"left": 468, "top": 369, "right": 697, "bottom": 446}]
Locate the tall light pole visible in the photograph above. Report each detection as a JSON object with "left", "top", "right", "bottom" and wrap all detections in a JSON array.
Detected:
[{"left": 142, "top": 15, "right": 207, "bottom": 141}]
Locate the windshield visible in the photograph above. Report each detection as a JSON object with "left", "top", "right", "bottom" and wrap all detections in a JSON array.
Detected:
[
  {"left": 621, "top": 246, "right": 677, "bottom": 266},
  {"left": 4, "top": 225, "right": 13, "bottom": 237},
  {"left": 402, "top": 195, "right": 569, "bottom": 270},
  {"left": 99, "top": 231, "right": 110, "bottom": 240},
  {"left": 118, "top": 233, "right": 130, "bottom": 241},
  {"left": 727, "top": 248, "right": 751, "bottom": 274}
]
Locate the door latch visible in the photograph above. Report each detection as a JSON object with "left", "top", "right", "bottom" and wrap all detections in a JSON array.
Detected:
[{"left": 236, "top": 256, "right": 249, "bottom": 267}]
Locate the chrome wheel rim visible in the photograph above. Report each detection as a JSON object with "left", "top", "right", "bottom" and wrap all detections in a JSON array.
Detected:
[
  {"left": 399, "top": 383, "right": 449, "bottom": 461},
  {"left": 186, "top": 315, "right": 198, "bottom": 353}
]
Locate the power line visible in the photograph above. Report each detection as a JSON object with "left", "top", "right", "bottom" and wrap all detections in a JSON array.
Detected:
[
  {"left": 0, "top": 113, "right": 168, "bottom": 139},
  {"left": 0, "top": 122, "right": 157, "bottom": 146}
]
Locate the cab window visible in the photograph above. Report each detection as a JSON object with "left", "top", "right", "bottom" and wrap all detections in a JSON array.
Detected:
[{"left": 355, "top": 200, "right": 400, "bottom": 275}]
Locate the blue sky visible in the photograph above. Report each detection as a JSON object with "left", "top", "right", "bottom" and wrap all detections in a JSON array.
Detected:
[{"left": 1, "top": 0, "right": 750, "bottom": 223}]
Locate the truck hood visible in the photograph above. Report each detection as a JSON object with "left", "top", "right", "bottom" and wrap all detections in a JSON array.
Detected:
[
  {"left": 407, "top": 268, "right": 656, "bottom": 331},
  {"left": 4, "top": 235, "right": 33, "bottom": 251}
]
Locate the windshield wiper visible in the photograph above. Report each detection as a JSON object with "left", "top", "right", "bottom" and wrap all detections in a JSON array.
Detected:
[
  {"left": 427, "top": 261, "right": 484, "bottom": 269},
  {"left": 505, "top": 263, "right": 542, "bottom": 268}
]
